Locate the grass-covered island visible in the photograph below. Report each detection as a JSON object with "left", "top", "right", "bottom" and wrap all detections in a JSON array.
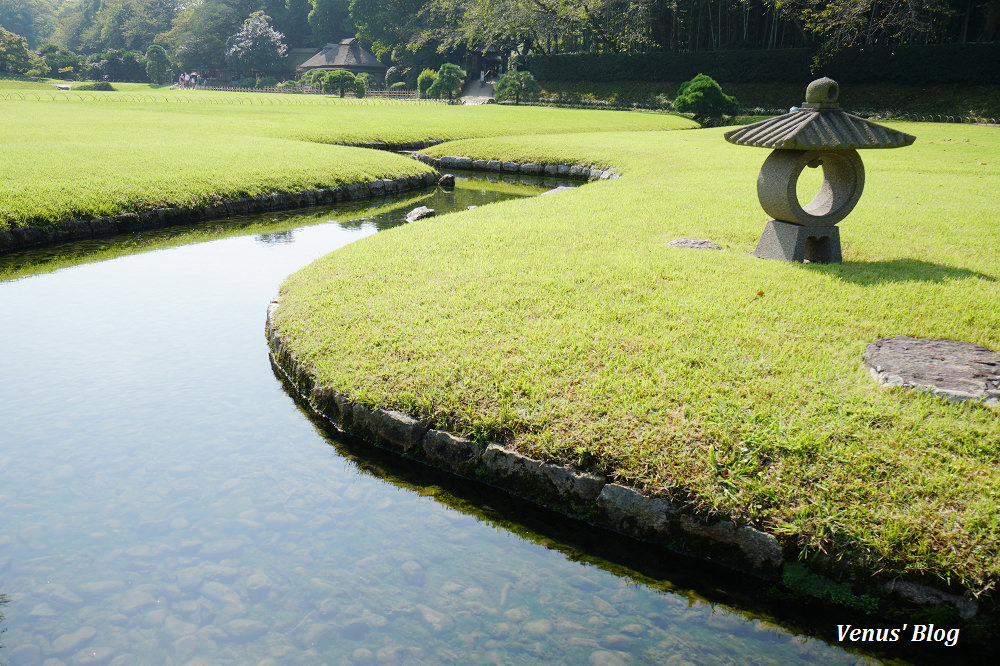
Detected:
[
  {"left": 3, "top": 83, "right": 997, "bottom": 639},
  {"left": 0, "top": 89, "right": 689, "bottom": 232},
  {"left": 270, "top": 122, "right": 1000, "bottom": 635}
]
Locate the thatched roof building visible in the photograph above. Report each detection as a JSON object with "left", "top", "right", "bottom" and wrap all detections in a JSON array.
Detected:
[{"left": 296, "top": 38, "right": 387, "bottom": 78}]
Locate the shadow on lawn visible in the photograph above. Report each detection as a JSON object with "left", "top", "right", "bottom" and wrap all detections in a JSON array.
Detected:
[{"left": 806, "top": 259, "right": 996, "bottom": 285}]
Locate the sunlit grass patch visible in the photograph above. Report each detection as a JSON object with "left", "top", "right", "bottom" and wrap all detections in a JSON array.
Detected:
[
  {"left": 275, "top": 123, "right": 1000, "bottom": 592},
  {"left": 0, "top": 98, "right": 691, "bottom": 230}
]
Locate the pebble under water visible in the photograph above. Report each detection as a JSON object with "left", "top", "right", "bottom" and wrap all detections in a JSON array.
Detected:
[{"left": 0, "top": 177, "right": 880, "bottom": 664}]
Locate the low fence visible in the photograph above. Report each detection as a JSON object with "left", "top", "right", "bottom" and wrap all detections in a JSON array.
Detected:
[{"left": 199, "top": 84, "right": 423, "bottom": 100}]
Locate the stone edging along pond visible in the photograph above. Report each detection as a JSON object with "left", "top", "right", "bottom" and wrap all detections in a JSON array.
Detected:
[
  {"left": 0, "top": 140, "right": 615, "bottom": 256},
  {"left": 0, "top": 171, "right": 441, "bottom": 255},
  {"left": 411, "top": 152, "right": 621, "bottom": 181},
  {"left": 265, "top": 295, "right": 986, "bottom": 629}
]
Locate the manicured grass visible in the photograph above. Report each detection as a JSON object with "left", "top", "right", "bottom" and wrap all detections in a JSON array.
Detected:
[
  {"left": 0, "top": 97, "right": 692, "bottom": 230},
  {"left": 0, "top": 177, "right": 543, "bottom": 281},
  {"left": 273, "top": 123, "right": 1000, "bottom": 594}
]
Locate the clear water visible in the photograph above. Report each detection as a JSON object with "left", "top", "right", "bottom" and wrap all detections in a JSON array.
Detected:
[{"left": 1, "top": 178, "right": 876, "bottom": 664}]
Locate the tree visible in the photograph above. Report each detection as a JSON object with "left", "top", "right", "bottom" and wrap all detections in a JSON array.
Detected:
[
  {"left": 162, "top": 1, "right": 241, "bottom": 72},
  {"left": 323, "top": 68, "right": 356, "bottom": 95},
  {"left": 673, "top": 73, "right": 739, "bottom": 125},
  {"left": 299, "top": 67, "right": 326, "bottom": 87},
  {"left": 309, "top": 0, "right": 355, "bottom": 45},
  {"left": 85, "top": 49, "right": 146, "bottom": 81},
  {"left": 353, "top": 72, "right": 368, "bottom": 96},
  {"left": 40, "top": 44, "right": 82, "bottom": 79},
  {"left": 144, "top": 44, "right": 169, "bottom": 83},
  {"left": 416, "top": 67, "right": 436, "bottom": 97},
  {"left": 226, "top": 10, "right": 288, "bottom": 76},
  {"left": 0, "top": 25, "right": 47, "bottom": 75},
  {"left": 0, "top": 0, "right": 57, "bottom": 49},
  {"left": 279, "top": 0, "right": 313, "bottom": 46},
  {"left": 494, "top": 69, "right": 540, "bottom": 105},
  {"left": 426, "top": 62, "right": 463, "bottom": 102}
]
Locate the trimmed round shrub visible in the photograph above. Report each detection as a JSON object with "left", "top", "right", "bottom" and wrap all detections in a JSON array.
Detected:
[
  {"left": 416, "top": 68, "right": 437, "bottom": 98},
  {"left": 673, "top": 73, "right": 739, "bottom": 125},
  {"left": 255, "top": 76, "right": 278, "bottom": 88},
  {"left": 494, "top": 70, "right": 541, "bottom": 105}
]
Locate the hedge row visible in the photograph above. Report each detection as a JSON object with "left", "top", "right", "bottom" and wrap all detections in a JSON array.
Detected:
[{"left": 524, "top": 42, "right": 1000, "bottom": 85}]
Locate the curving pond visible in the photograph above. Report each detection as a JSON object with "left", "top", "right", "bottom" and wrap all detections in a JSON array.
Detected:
[{"left": 1, "top": 175, "right": 883, "bottom": 664}]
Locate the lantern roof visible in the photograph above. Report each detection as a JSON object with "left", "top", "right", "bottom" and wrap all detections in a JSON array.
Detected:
[{"left": 724, "top": 77, "right": 916, "bottom": 151}]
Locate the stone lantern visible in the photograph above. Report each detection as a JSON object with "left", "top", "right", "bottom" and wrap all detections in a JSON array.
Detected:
[{"left": 725, "top": 78, "right": 915, "bottom": 263}]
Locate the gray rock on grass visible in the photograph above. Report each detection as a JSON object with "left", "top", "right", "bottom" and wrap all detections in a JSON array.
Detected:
[
  {"left": 667, "top": 238, "right": 722, "bottom": 250},
  {"left": 864, "top": 335, "right": 1000, "bottom": 406}
]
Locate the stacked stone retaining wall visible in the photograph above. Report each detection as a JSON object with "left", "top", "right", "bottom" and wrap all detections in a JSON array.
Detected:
[{"left": 0, "top": 172, "right": 439, "bottom": 255}]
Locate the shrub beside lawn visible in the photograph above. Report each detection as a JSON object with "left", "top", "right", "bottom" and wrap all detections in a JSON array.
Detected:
[{"left": 272, "top": 124, "right": 1000, "bottom": 600}]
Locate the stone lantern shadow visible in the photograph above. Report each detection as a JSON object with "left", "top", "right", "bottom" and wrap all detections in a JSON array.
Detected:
[{"left": 725, "top": 78, "right": 915, "bottom": 263}]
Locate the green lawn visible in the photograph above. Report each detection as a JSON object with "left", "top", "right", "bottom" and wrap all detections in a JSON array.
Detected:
[
  {"left": 6, "top": 78, "right": 997, "bottom": 602},
  {"left": 273, "top": 123, "right": 1000, "bottom": 595},
  {"left": 0, "top": 93, "right": 692, "bottom": 230}
]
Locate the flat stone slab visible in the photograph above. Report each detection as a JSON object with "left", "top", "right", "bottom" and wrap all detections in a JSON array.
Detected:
[
  {"left": 863, "top": 336, "right": 1000, "bottom": 406},
  {"left": 667, "top": 238, "right": 722, "bottom": 250}
]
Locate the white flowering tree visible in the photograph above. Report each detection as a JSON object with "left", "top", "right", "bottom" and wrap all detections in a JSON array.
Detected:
[{"left": 225, "top": 11, "right": 287, "bottom": 78}]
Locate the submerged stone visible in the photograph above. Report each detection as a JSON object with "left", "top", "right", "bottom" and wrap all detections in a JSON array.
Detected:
[{"left": 405, "top": 206, "right": 436, "bottom": 223}]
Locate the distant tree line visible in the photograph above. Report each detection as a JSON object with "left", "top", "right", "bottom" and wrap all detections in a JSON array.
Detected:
[{"left": 2, "top": 1, "right": 998, "bottom": 84}]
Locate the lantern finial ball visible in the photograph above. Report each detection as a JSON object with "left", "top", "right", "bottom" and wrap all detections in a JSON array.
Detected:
[{"left": 805, "top": 77, "right": 839, "bottom": 104}]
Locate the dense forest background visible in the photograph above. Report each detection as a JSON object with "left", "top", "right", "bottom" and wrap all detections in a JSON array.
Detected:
[{"left": 1, "top": 0, "right": 998, "bottom": 82}]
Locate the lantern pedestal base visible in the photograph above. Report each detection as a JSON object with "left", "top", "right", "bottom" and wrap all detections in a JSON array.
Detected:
[{"left": 753, "top": 220, "right": 842, "bottom": 264}]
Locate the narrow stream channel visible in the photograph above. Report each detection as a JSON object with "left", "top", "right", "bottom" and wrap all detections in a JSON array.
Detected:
[{"left": 1, "top": 175, "right": 886, "bottom": 664}]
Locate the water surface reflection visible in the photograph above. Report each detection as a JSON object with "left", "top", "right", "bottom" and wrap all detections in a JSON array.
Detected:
[{"left": 0, "top": 176, "right": 893, "bottom": 664}]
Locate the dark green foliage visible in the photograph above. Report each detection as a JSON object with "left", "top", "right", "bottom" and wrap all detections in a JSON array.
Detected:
[
  {"left": 256, "top": 76, "right": 279, "bottom": 88},
  {"left": 494, "top": 70, "right": 541, "bottom": 105},
  {"left": 225, "top": 11, "right": 287, "bottom": 77},
  {"left": 781, "top": 563, "right": 878, "bottom": 614},
  {"left": 85, "top": 49, "right": 146, "bottom": 82},
  {"left": 525, "top": 43, "right": 1000, "bottom": 86},
  {"left": 276, "top": 79, "right": 299, "bottom": 89},
  {"left": 353, "top": 73, "right": 367, "bottom": 97},
  {"left": 0, "top": 26, "right": 46, "bottom": 75},
  {"left": 426, "top": 62, "right": 464, "bottom": 102},
  {"left": 384, "top": 65, "right": 402, "bottom": 86},
  {"left": 323, "top": 68, "right": 355, "bottom": 96},
  {"left": 144, "top": 44, "right": 169, "bottom": 84},
  {"left": 0, "top": 0, "right": 57, "bottom": 49},
  {"left": 308, "top": 0, "right": 355, "bottom": 46},
  {"left": 416, "top": 68, "right": 437, "bottom": 97},
  {"left": 673, "top": 73, "right": 738, "bottom": 124},
  {"left": 239, "top": 76, "right": 257, "bottom": 88},
  {"left": 299, "top": 68, "right": 325, "bottom": 87},
  {"left": 74, "top": 81, "right": 116, "bottom": 91}
]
